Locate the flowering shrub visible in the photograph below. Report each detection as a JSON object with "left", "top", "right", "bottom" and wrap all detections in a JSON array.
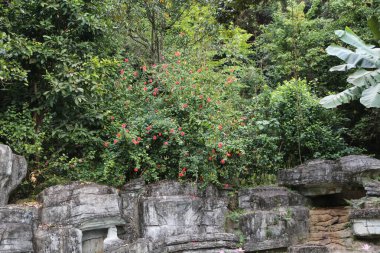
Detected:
[{"left": 101, "top": 52, "right": 247, "bottom": 187}]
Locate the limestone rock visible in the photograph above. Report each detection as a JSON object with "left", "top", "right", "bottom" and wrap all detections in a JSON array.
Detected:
[
  {"left": 139, "top": 181, "right": 228, "bottom": 242},
  {"left": 38, "top": 182, "right": 125, "bottom": 231},
  {"left": 288, "top": 244, "right": 328, "bottom": 253},
  {"left": 238, "top": 186, "right": 308, "bottom": 210},
  {"left": 0, "top": 144, "right": 27, "bottom": 206},
  {"left": 34, "top": 226, "right": 82, "bottom": 253},
  {"left": 239, "top": 207, "right": 309, "bottom": 252},
  {"left": 351, "top": 209, "right": 380, "bottom": 238},
  {"left": 119, "top": 179, "right": 145, "bottom": 242},
  {"left": 0, "top": 205, "right": 36, "bottom": 253},
  {"left": 164, "top": 233, "right": 239, "bottom": 253},
  {"left": 278, "top": 155, "right": 380, "bottom": 196}
]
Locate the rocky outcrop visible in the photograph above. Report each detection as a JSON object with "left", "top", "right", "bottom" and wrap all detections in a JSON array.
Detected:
[
  {"left": 0, "top": 144, "right": 27, "bottom": 206},
  {"left": 278, "top": 155, "right": 380, "bottom": 196},
  {"left": 38, "top": 182, "right": 125, "bottom": 231},
  {"left": 34, "top": 226, "right": 82, "bottom": 253},
  {"left": 2, "top": 143, "right": 380, "bottom": 253},
  {"left": 0, "top": 205, "right": 37, "bottom": 253},
  {"left": 230, "top": 187, "right": 309, "bottom": 252}
]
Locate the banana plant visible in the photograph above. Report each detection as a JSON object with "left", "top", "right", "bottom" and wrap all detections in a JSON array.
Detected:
[{"left": 320, "top": 27, "right": 380, "bottom": 108}]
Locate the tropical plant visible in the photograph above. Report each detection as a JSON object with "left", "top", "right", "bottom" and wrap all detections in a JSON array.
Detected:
[{"left": 320, "top": 27, "right": 380, "bottom": 108}]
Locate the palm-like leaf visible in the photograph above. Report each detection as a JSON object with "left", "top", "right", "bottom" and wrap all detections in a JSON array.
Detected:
[{"left": 320, "top": 27, "right": 380, "bottom": 108}]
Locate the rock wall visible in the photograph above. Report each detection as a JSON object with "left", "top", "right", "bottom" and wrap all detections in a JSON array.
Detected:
[{"left": 2, "top": 144, "right": 380, "bottom": 252}]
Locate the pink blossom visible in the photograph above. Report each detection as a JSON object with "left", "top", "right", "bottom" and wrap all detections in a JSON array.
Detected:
[
  {"left": 122, "top": 123, "right": 127, "bottom": 128},
  {"left": 218, "top": 142, "right": 223, "bottom": 148}
]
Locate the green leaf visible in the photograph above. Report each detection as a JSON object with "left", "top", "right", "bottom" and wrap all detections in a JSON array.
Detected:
[
  {"left": 347, "top": 69, "right": 380, "bottom": 87},
  {"left": 368, "top": 16, "right": 380, "bottom": 41},
  {"left": 360, "top": 83, "right": 380, "bottom": 108},
  {"left": 320, "top": 85, "right": 364, "bottom": 108},
  {"left": 326, "top": 45, "right": 377, "bottom": 69}
]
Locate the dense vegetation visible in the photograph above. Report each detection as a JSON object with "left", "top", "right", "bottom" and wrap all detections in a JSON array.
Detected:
[{"left": 1, "top": 0, "right": 379, "bottom": 198}]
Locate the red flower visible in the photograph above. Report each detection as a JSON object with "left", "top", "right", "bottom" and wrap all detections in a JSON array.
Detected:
[
  {"left": 197, "top": 68, "right": 202, "bottom": 73},
  {"left": 152, "top": 64, "right": 157, "bottom": 67},
  {"left": 199, "top": 95, "right": 203, "bottom": 99},
  {"left": 124, "top": 58, "right": 129, "bottom": 63},
  {"left": 179, "top": 172, "right": 184, "bottom": 177},
  {"left": 142, "top": 65, "right": 147, "bottom": 71},
  {"left": 207, "top": 97, "right": 211, "bottom": 103},
  {"left": 218, "top": 125, "right": 223, "bottom": 130},
  {"left": 170, "top": 129, "right": 175, "bottom": 133},
  {"left": 137, "top": 137, "right": 142, "bottom": 141},
  {"left": 176, "top": 81, "right": 180, "bottom": 85},
  {"left": 224, "top": 183, "right": 230, "bottom": 189},
  {"left": 116, "top": 132, "right": 121, "bottom": 138},
  {"left": 158, "top": 132, "right": 162, "bottom": 136},
  {"left": 182, "top": 103, "right": 188, "bottom": 109},
  {"left": 153, "top": 92, "right": 157, "bottom": 96},
  {"left": 149, "top": 79, "right": 153, "bottom": 83},
  {"left": 133, "top": 71, "right": 138, "bottom": 77},
  {"left": 212, "top": 149, "right": 216, "bottom": 154},
  {"left": 178, "top": 127, "right": 182, "bottom": 131},
  {"left": 134, "top": 168, "right": 139, "bottom": 172},
  {"left": 120, "top": 69, "right": 125, "bottom": 75},
  {"left": 164, "top": 141, "right": 169, "bottom": 145},
  {"left": 114, "top": 139, "right": 119, "bottom": 144},
  {"left": 132, "top": 139, "right": 139, "bottom": 145},
  {"left": 110, "top": 116, "right": 115, "bottom": 121},
  {"left": 199, "top": 105, "right": 203, "bottom": 109},
  {"left": 154, "top": 87, "right": 159, "bottom": 92},
  {"left": 125, "top": 129, "right": 130, "bottom": 133},
  {"left": 182, "top": 167, "right": 187, "bottom": 172},
  {"left": 218, "top": 142, "right": 223, "bottom": 148},
  {"left": 175, "top": 51, "right": 181, "bottom": 57},
  {"left": 208, "top": 156, "right": 213, "bottom": 161},
  {"left": 143, "top": 87, "right": 148, "bottom": 91},
  {"left": 153, "top": 135, "right": 157, "bottom": 140},
  {"left": 122, "top": 123, "right": 127, "bottom": 128},
  {"left": 180, "top": 131, "right": 185, "bottom": 136},
  {"left": 103, "top": 142, "right": 109, "bottom": 147},
  {"left": 227, "top": 152, "right": 232, "bottom": 157},
  {"left": 220, "top": 159, "right": 226, "bottom": 165}
]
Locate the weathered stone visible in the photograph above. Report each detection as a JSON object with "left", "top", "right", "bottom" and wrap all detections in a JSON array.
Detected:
[
  {"left": 363, "top": 180, "right": 380, "bottom": 196},
  {"left": 350, "top": 208, "right": 380, "bottom": 238},
  {"left": 278, "top": 155, "right": 380, "bottom": 196},
  {"left": 288, "top": 244, "right": 328, "bottom": 253},
  {"left": 34, "top": 226, "right": 82, "bottom": 253},
  {"left": 38, "top": 182, "right": 125, "bottom": 231},
  {"left": 104, "top": 226, "right": 128, "bottom": 253},
  {"left": 0, "top": 145, "right": 27, "bottom": 206},
  {"left": 238, "top": 186, "right": 308, "bottom": 210},
  {"left": 139, "top": 181, "right": 228, "bottom": 242},
  {"left": 0, "top": 205, "right": 36, "bottom": 253},
  {"left": 164, "top": 233, "right": 239, "bottom": 253},
  {"left": 239, "top": 207, "right": 309, "bottom": 252}
]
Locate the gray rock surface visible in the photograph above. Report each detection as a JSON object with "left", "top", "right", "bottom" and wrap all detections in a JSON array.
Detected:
[
  {"left": 0, "top": 144, "right": 27, "bottom": 206},
  {"left": 239, "top": 207, "right": 309, "bottom": 251},
  {"left": 278, "top": 155, "right": 380, "bottom": 196},
  {"left": 139, "top": 181, "right": 228, "bottom": 242},
  {"left": 288, "top": 244, "right": 328, "bottom": 253},
  {"left": 34, "top": 226, "right": 82, "bottom": 253},
  {"left": 238, "top": 186, "right": 308, "bottom": 210},
  {"left": 0, "top": 205, "right": 37, "bottom": 253},
  {"left": 38, "top": 182, "right": 125, "bottom": 231},
  {"left": 235, "top": 186, "right": 309, "bottom": 252}
]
